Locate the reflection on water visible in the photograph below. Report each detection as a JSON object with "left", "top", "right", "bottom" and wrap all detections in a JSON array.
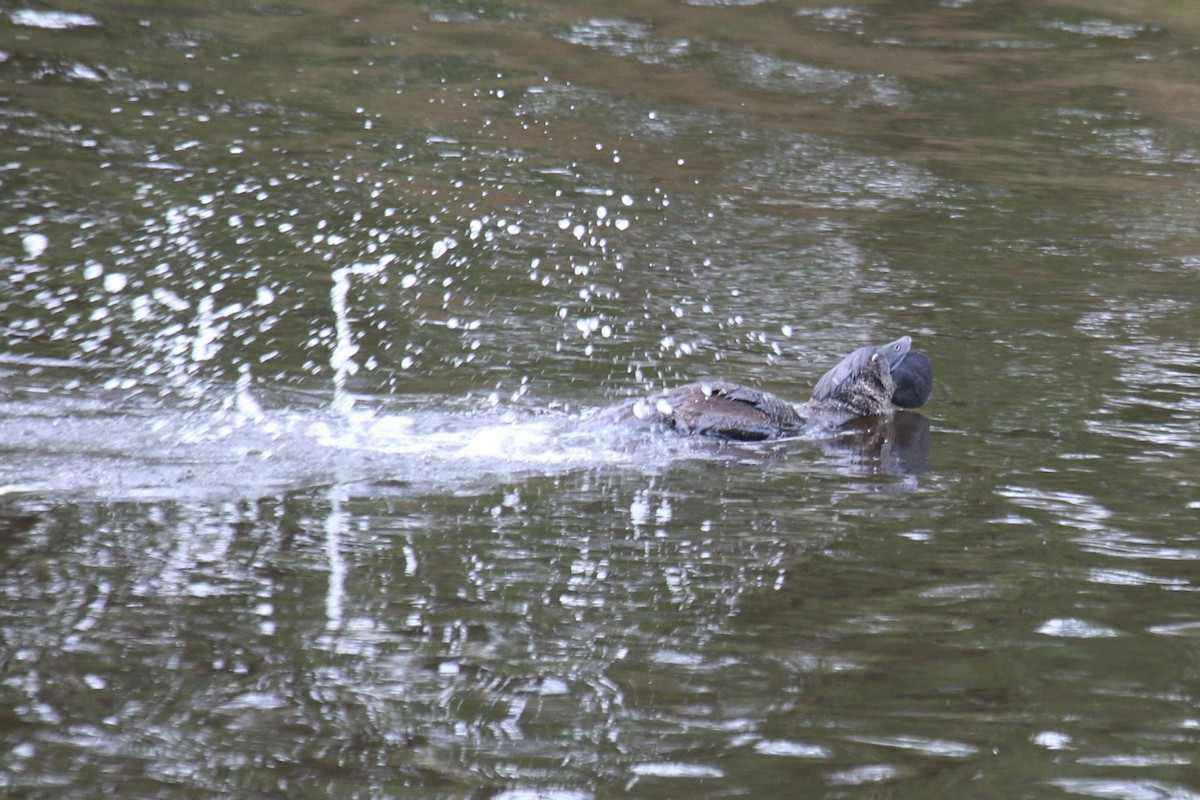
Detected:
[{"left": 4, "top": 0, "right": 1200, "bottom": 797}]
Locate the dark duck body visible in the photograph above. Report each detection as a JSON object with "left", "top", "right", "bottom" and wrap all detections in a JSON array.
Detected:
[{"left": 593, "top": 336, "right": 933, "bottom": 441}]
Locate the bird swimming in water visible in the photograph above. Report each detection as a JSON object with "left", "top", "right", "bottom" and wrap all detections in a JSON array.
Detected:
[{"left": 589, "top": 335, "right": 932, "bottom": 441}]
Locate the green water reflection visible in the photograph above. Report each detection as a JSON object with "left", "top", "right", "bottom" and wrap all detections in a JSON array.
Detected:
[{"left": 3, "top": 1, "right": 1200, "bottom": 798}]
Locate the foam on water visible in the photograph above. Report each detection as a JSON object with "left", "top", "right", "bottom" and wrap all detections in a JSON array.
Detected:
[
  {"left": 0, "top": 379, "right": 674, "bottom": 502},
  {"left": 9, "top": 9, "right": 99, "bottom": 29},
  {"left": 310, "top": 408, "right": 572, "bottom": 463}
]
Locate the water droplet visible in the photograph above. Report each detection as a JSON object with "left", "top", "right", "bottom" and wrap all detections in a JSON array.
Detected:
[{"left": 21, "top": 233, "right": 48, "bottom": 258}]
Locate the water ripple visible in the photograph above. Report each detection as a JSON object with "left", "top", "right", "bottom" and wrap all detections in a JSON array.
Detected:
[
  {"left": 1075, "top": 532, "right": 1200, "bottom": 562},
  {"left": 1047, "top": 778, "right": 1200, "bottom": 800},
  {"left": 844, "top": 734, "right": 979, "bottom": 758},
  {"left": 1036, "top": 618, "right": 1120, "bottom": 638},
  {"left": 997, "top": 486, "right": 1112, "bottom": 532}
]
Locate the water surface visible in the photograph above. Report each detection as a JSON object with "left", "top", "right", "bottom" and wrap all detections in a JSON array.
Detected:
[{"left": 3, "top": 1, "right": 1200, "bottom": 797}]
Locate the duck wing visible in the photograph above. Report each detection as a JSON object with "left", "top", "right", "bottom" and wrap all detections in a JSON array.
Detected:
[{"left": 638, "top": 380, "right": 805, "bottom": 441}]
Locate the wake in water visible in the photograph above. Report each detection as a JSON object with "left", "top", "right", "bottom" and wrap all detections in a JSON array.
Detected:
[
  {"left": 0, "top": 249, "right": 937, "bottom": 501},
  {"left": 0, "top": 364, "right": 929, "bottom": 502},
  {"left": 2, "top": 265, "right": 934, "bottom": 502},
  {"left": 0, "top": 362, "right": 688, "bottom": 501}
]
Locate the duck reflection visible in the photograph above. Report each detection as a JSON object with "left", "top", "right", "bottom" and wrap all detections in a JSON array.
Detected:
[{"left": 817, "top": 410, "right": 931, "bottom": 477}]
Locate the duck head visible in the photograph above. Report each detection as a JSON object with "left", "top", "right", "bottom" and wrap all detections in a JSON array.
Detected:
[{"left": 807, "top": 335, "right": 932, "bottom": 423}]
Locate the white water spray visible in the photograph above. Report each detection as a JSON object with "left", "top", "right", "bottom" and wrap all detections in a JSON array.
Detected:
[
  {"left": 233, "top": 363, "right": 264, "bottom": 423},
  {"left": 330, "top": 261, "right": 387, "bottom": 416}
]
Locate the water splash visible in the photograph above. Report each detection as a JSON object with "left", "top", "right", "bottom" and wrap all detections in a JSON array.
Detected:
[{"left": 330, "top": 260, "right": 388, "bottom": 416}]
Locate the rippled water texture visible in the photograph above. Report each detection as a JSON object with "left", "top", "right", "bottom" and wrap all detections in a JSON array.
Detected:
[{"left": 4, "top": 1, "right": 1200, "bottom": 797}]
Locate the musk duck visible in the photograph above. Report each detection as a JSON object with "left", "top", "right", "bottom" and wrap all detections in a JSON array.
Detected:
[{"left": 592, "top": 335, "right": 932, "bottom": 441}]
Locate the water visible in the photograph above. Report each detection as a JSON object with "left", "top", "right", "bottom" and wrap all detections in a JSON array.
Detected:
[{"left": 4, "top": 1, "right": 1200, "bottom": 797}]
